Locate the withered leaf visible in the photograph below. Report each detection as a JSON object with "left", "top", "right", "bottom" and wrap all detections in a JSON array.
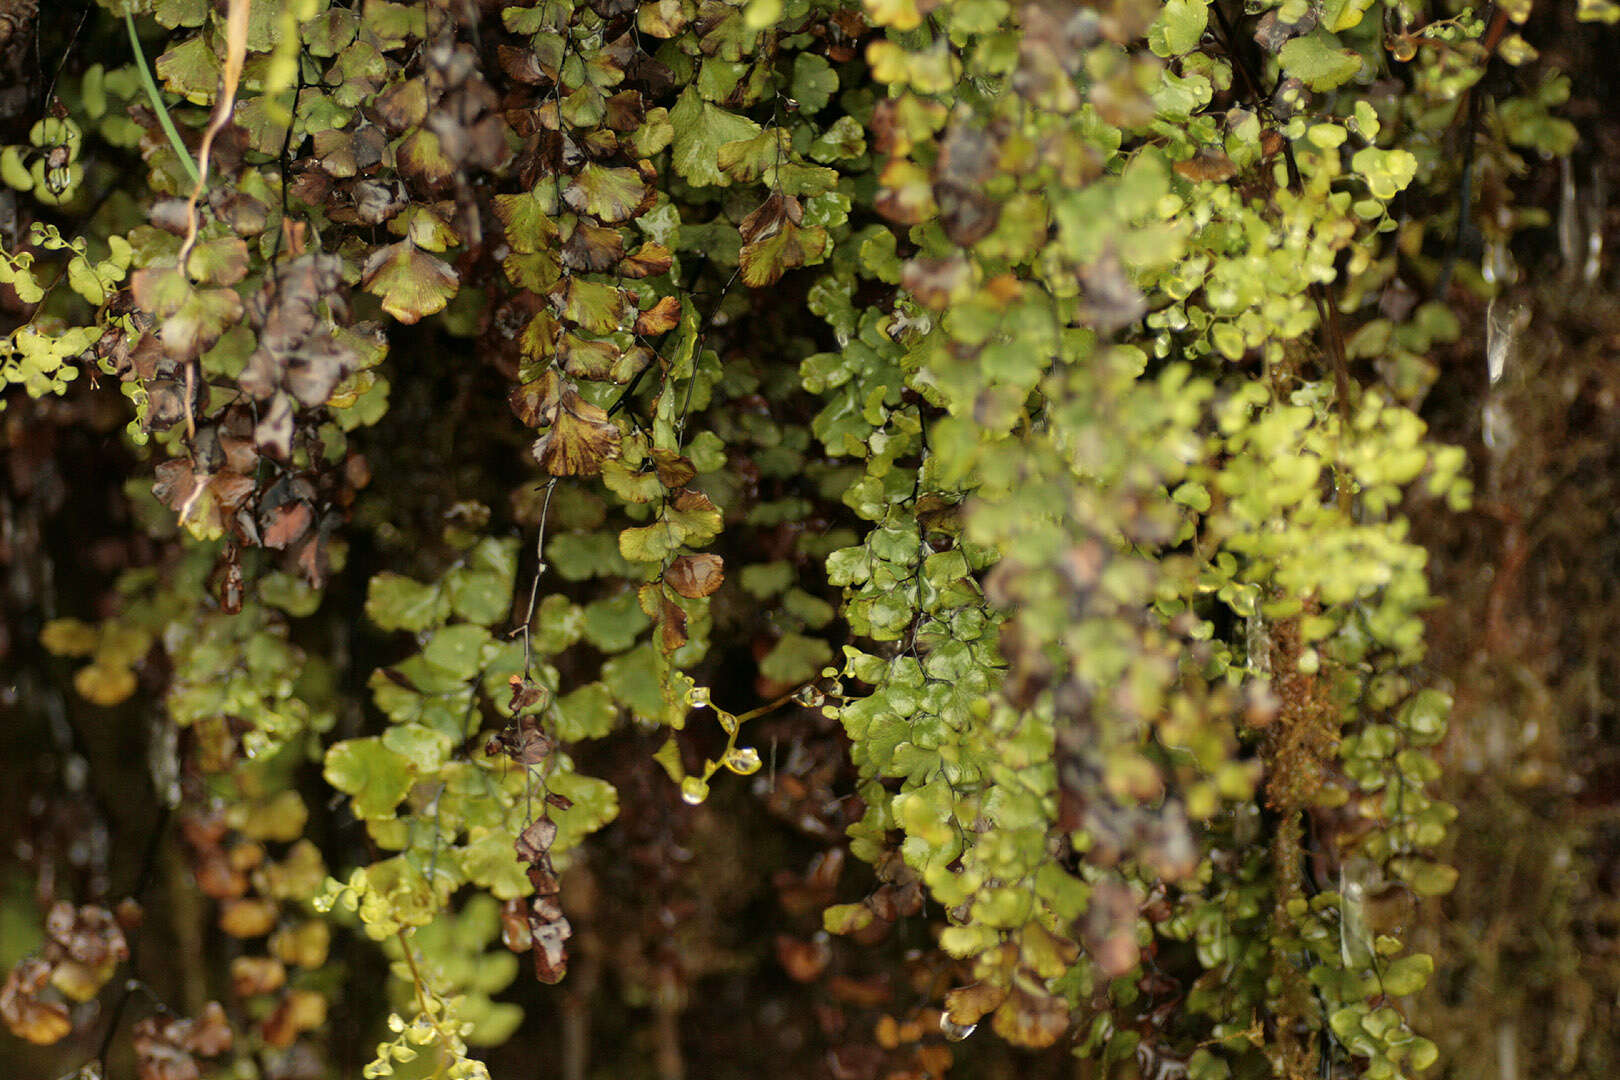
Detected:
[
  {"left": 1083, "top": 877, "right": 1141, "bottom": 977},
  {"left": 0, "top": 958, "right": 72, "bottom": 1045},
  {"left": 526, "top": 858, "right": 560, "bottom": 896},
  {"left": 775, "top": 934, "right": 831, "bottom": 983},
  {"left": 634, "top": 295, "right": 681, "bottom": 336},
  {"left": 602, "top": 89, "right": 645, "bottom": 131},
  {"left": 487, "top": 714, "right": 555, "bottom": 765},
  {"left": 649, "top": 447, "right": 696, "bottom": 487},
  {"left": 658, "top": 596, "right": 688, "bottom": 653},
  {"left": 229, "top": 956, "right": 287, "bottom": 998},
  {"left": 507, "top": 674, "right": 548, "bottom": 713},
  {"left": 665, "top": 553, "right": 723, "bottom": 598},
  {"left": 1174, "top": 147, "right": 1238, "bottom": 183},
  {"left": 560, "top": 219, "right": 625, "bottom": 273},
  {"left": 515, "top": 816, "right": 558, "bottom": 862},
  {"left": 375, "top": 78, "right": 429, "bottom": 133},
  {"left": 498, "top": 44, "right": 547, "bottom": 85},
  {"left": 617, "top": 242, "right": 673, "bottom": 279},
  {"left": 501, "top": 898, "right": 533, "bottom": 953},
  {"left": 528, "top": 895, "right": 572, "bottom": 984},
  {"left": 1078, "top": 249, "right": 1147, "bottom": 335},
  {"left": 936, "top": 182, "right": 1001, "bottom": 246},
  {"left": 944, "top": 981, "right": 1009, "bottom": 1027},
  {"left": 262, "top": 502, "right": 313, "bottom": 550},
  {"left": 936, "top": 120, "right": 998, "bottom": 189}
]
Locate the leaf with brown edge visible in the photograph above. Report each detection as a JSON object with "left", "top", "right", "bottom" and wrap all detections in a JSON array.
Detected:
[
  {"left": 562, "top": 162, "right": 649, "bottom": 223},
  {"left": 558, "top": 333, "right": 621, "bottom": 381},
  {"left": 739, "top": 191, "right": 799, "bottom": 243},
  {"left": 520, "top": 310, "right": 562, "bottom": 360},
  {"left": 184, "top": 236, "right": 251, "bottom": 286},
  {"left": 258, "top": 989, "right": 325, "bottom": 1049},
  {"left": 739, "top": 220, "right": 828, "bottom": 287},
  {"left": 634, "top": 295, "right": 681, "bottom": 335},
  {"left": 165, "top": 286, "right": 245, "bottom": 360},
  {"left": 666, "top": 553, "right": 723, "bottom": 598},
  {"left": 548, "top": 276, "right": 633, "bottom": 335},
  {"left": 612, "top": 345, "right": 655, "bottom": 383},
  {"left": 509, "top": 368, "right": 562, "bottom": 427},
  {"left": 667, "top": 488, "right": 722, "bottom": 545},
  {"left": 531, "top": 380, "right": 622, "bottom": 476},
  {"left": 990, "top": 981, "right": 1070, "bottom": 1049},
  {"left": 492, "top": 188, "right": 559, "bottom": 253},
  {"left": 133, "top": 266, "right": 245, "bottom": 360},
  {"left": 396, "top": 127, "right": 455, "bottom": 185},
  {"left": 638, "top": 0, "right": 689, "bottom": 38},
  {"left": 361, "top": 241, "right": 459, "bottom": 325}
]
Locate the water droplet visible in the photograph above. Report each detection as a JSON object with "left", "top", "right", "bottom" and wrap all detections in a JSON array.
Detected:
[
  {"left": 679, "top": 776, "right": 710, "bottom": 805},
  {"left": 686, "top": 686, "right": 711, "bottom": 709},
  {"left": 725, "top": 747, "right": 762, "bottom": 775},
  {"left": 792, "top": 684, "right": 825, "bottom": 707},
  {"left": 939, "top": 1015, "right": 977, "bottom": 1042}
]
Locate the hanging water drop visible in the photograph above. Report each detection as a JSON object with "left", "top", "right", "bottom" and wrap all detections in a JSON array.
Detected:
[
  {"left": 939, "top": 1015, "right": 977, "bottom": 1042},
  {"left": 679, "top": 776, "right": 710, "bottom": 805},
  {"left": 724, "top": 746, "right": 762, "bottom": 775}
]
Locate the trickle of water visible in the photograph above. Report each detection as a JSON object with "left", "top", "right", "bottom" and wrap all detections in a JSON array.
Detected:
[{"left": 939, "top": 1015, "right": 977, "bottom": 1042}]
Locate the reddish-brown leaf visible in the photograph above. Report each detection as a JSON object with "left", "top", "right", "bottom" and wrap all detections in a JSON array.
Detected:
[
  {"left": 634, "top": 295, "right": 681, "bottom": 336},
  {"left": 665, "top": 553, "right": 724, "bottom": 598}
]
